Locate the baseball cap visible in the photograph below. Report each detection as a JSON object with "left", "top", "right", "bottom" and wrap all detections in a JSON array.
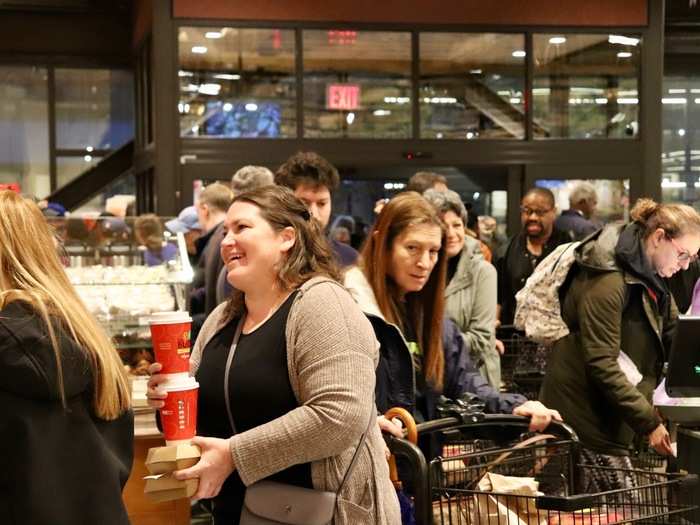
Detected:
[{"left": 165, "top": 206, "right": 201, "bottom": 234}]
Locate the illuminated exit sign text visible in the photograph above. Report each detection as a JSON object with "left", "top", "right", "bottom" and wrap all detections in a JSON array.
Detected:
[{"left": 326, "top": 84, "right": 360, "bottom": 111}]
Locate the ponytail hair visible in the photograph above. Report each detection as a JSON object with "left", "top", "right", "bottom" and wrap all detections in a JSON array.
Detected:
[
  {"left": 630, "top": 197, "right": 700, "bottom": 239},
  {"left": 223, "top": 185, "right": 341, "bottom": 320}
]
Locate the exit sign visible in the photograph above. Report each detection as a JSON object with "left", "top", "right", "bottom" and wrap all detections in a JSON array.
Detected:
[{"left": 326, "top": 84, "right": 360, "bottom": 111}]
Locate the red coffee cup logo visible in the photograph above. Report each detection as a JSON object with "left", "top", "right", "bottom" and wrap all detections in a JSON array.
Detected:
[
  {"left": 149, "top": 312, "right": 193, "bottom": 375},
  {"left": 160, "top": 379, "right": 198, "bottom": 444}
]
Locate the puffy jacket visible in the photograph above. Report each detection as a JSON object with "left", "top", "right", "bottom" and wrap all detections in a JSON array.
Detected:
[
  {"left": 344, "top": 267, "right": 525, "bottom": 421},
  {"left": 540, "top": 223, "right": 677, "bottom": 455},
  {"left": 0, "top": 301, "right": 133, "bottom": 525}
]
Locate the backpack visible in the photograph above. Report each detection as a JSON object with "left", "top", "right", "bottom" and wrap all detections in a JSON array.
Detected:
[
  {"left": 513, "top": 241, "right": 580, "bottom": 344},
  {"left": 513, "top": 240, "right": 644, "bottom": 386}
]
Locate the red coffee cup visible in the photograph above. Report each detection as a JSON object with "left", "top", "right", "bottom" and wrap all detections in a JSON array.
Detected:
[
  {"left": 160, "top": 377, "right": 199, "bottom": 445},
  {"left": 149, "top": 311, "right": 192, "bottom": 375}
]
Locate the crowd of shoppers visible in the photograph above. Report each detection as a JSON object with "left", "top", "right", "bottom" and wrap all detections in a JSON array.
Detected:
[{"left": 9, "top": 147, "right": 700, "bottom": 524}]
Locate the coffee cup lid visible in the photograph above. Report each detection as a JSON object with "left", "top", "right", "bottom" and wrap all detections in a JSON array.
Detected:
[
  {"left": 163, "top": 376, "right": 199, "bottom": 392},
  {"left": 149, "top": 311, "right": 193, "bottom": 325}
]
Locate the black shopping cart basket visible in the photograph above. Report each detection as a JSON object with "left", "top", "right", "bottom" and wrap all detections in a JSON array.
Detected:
[{"left": 386, "top": 412, "right": 697, "bottom": 525}]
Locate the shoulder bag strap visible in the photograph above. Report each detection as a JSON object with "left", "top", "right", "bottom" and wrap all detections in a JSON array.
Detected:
[
  {"left": 224, "top": 316, "right": 245, "bottom": 434},
  {"left": 336, "top": 408, "right": 374, "bottom": 495}
]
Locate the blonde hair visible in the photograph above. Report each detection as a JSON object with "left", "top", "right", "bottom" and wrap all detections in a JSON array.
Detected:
[
  {"left": 198, "top": 182, "right": 234, "bottom": 213},
  {"left": 0, "top": 191, "right": 130, "bottom": 420},
  {"left": 630, "top": 198, "right": 700, "bottom": 239}
]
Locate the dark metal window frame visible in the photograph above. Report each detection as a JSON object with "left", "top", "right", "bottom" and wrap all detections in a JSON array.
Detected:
[
  {"left": 174, "top": 20, "right": 646, "bottom": 142},
  {"left": 146, "top": 0, "right": 662, "bottom": 219},
  {"left": 0, "top": 58, "right": 134, "bottom": 193}
]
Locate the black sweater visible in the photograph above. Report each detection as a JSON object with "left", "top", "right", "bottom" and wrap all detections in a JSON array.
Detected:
[{"left": 0, "top": 301, "right": 133, "bottom": 525}]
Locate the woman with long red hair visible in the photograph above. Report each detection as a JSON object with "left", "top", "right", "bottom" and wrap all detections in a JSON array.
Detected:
[{"left": 344, "top": 192, "right": 561, "bottom": 434}]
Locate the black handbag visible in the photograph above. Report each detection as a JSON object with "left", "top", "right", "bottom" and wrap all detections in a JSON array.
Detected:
[{"left": 223, "top": 316, "right": 372, "bottom": 525}]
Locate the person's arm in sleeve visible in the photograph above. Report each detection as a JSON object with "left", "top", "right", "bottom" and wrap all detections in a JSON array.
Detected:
[
  {"left": 496, "top": 253, "right": 506, "bottom": 323},
  {"left": 229, "top": 282, "right": 378, "bottom": 486},
  {"left": 578, "top": 275, "right": 660, "bottom": 435},
  {"left": 459, "top": 262, "right": 499, "bottom": 386},
  {"left": 442, "top": 319, "right": 525, "bottom": 414}
]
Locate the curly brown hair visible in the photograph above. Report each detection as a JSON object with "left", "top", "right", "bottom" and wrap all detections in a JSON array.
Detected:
[{"left": 275, "top": 151, "right": 340, "bottom": 193}]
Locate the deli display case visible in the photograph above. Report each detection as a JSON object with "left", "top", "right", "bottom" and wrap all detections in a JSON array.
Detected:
[{"left": 52, "top": 216, "right": 194, "bottom": 372}]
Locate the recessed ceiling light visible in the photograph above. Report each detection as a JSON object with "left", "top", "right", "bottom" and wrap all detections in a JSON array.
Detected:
[
  {"left": 617, "top": 51, "right": 632, "bottom": 58},
  {"left": 512, "top": 50, "right": 526, "bottom": 58},
  {"left": 205, "top": 31, "right": 222, "bottom": 39},
  {"left": 549, "top": 36, "right": 566, "bottom": 45},
  {"left": 192, "top": 46, "right": 208, "bottom": 54}
]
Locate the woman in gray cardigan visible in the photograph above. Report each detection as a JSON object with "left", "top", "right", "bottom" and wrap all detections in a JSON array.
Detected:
[
  {"left": 148, "top": 186, "right": 400, "bottom": 524},
  {"left": 424, "top": 189, "right": 501, "bottom": 388}
]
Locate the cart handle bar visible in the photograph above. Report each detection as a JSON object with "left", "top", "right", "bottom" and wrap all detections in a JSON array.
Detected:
[{"left": 416, "top": 413, "right": 579, "bottom": 443}]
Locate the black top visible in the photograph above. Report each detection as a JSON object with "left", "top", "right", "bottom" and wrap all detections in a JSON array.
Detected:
[
  {"left": 0, "top": 301, "right": 133, "bottom": 525},
  {"left": 196, "top": 291, "right": 311, "bottom": 522},
  {"left": 397, "top": 302, "right": 429, "bottom": 422},
  {"left": 447, "top": 254, "right": 460, "bottom": 283},
  {"left": 497, "top": 228, "right": 572, "bottom": 325}
]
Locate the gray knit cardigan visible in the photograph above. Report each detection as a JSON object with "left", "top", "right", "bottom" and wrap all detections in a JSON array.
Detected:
[{"left": 190, "top": 276, "right": 401, "bottom": 524}]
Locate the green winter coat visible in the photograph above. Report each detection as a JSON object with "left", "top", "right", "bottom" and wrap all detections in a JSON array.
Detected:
[
  {"left": 444, "top": 235, "right": 500, "bottom": 388},
  {"left": 540, "top": 223, "right": 678, "bottom": 455}
]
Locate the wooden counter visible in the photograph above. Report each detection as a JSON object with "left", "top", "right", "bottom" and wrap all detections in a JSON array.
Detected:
[{"left": 123, "top": 411, "right": 191, "bottom": 525}]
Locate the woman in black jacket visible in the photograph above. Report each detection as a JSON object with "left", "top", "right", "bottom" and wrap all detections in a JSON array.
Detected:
[
  {"left": 343, "top": 192, "right": 561, "bottom": 437},
  {"left": 0, "top": 191, "right": 133, "bottom": 525}
]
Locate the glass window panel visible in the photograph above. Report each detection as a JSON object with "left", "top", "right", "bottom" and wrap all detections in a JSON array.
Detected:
[
  {"left": 55, "top": 68, "right": 134, "bottom": 150},
  {"left": 536, "top": 178, "right": 629, "bottom": 224},
  {"left": 0, "top": 66, "right": 50, "bottom": 198},
  {"left": 331, "top": 166, "right": 509, "bottom": 242},
  {"left": 72, "top": 173, "right": 136, "bottom": 215},
  {"left": 661, "top": 76, "right": 700, "bottom": 204},
  {"left": 420, "top": 33, "right": 525, "bottom": 139},
  {"left": 303, "top": 30, "right": 411, "bottom": 138},
  {"left": 533, "top": 34, "right": 640, "bottom": 139},
  {"left": 178, "top": 27, "right": 296, "bottom": 138},
  {"left": 56, "top": 155, "right": 101, "bottom": 189}
]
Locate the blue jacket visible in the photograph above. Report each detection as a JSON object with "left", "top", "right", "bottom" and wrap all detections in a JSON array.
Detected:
[{"left": 344, "top": 267, "right": 525, "bottom": 421}]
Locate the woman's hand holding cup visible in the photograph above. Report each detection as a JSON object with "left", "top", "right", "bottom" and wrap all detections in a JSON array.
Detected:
[{"left": 146, "top": 362, "right": 168, "bottom": 409}]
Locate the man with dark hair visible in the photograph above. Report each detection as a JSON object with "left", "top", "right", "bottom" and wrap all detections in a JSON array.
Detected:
[
  {"left": 407, "top": 171, "right": 448, "bottom": 194},
  {"left": 497, "top": 187, "right": 572, "bottom": 325},
  {"left": 276, "top": 151, "right": 358, "bottom": 266}
]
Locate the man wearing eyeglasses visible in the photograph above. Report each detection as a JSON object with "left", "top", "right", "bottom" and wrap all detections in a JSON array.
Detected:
[{"left": 496, "top": 187, "right": 573, "bottom": 326}]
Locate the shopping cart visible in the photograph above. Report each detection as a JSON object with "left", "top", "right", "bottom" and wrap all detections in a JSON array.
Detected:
[
  {"left": 497, "top": 325, "right": 549, "bottom": 399},
  {"left": 385, "top": 411, "right": 698, "bottom": 525}
]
